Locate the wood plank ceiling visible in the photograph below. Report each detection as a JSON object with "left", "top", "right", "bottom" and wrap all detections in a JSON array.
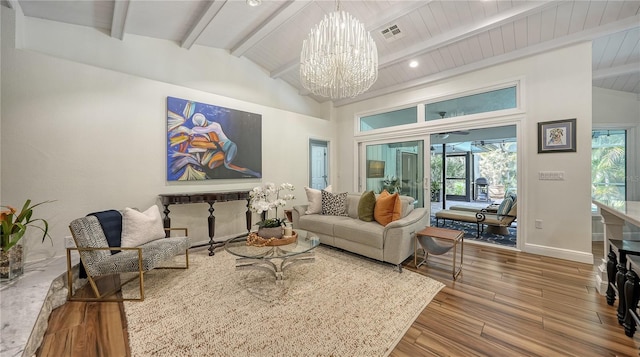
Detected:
[{"left": 5, "top": 0, "right": 639, "bottom": 106}]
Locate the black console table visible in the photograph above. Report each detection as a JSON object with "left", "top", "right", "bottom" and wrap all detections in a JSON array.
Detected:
[{"left": 159, "top": 191, "right": 252, "bottom": 256}]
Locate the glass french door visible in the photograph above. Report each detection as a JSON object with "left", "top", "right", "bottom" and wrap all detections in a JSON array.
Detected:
[{"left": 360, "top": 138, "right": 427, "bottom": 208}]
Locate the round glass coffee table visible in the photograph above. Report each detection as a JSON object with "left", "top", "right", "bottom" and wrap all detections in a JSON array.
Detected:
[{"left": 224, "top": 230, "right": 319, "bottom": 282}]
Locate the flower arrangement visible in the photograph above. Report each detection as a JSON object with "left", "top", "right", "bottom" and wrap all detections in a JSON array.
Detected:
[
  {"left": 1, "top": 199, "right": 52, "bottom": 252},
  {"left": 249, "top": 183, "right": 295, "bottom": 228}
]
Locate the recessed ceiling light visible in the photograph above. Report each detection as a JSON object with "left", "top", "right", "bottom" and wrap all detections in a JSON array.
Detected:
[
  {"left": 409, "top": 60, "right": 419, "bottom": 68},
  {"left": 246, "top": 0, "right": 262, "bottom": 7}
]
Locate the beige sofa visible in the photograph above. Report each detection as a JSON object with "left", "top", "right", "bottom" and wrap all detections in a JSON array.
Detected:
[{"left": 292, "top": 193, "right": 428, "bottom": 271}]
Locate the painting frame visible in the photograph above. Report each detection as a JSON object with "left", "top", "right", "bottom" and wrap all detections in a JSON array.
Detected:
[
  {"left": 166, "top": 96, "right": 262, "bottom": 181},
  {"left": 537, "top": 118, "right": 576, "bottom": 154}
]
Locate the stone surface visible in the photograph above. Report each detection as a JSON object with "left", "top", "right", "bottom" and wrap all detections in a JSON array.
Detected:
[{"left": 0, "top": 254, "right": 78, "bottom": 357}]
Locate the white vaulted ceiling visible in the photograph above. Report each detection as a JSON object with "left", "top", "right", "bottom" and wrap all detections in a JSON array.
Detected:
[{"left": 4, "top": 0, "right": 639, "bottom": 105}]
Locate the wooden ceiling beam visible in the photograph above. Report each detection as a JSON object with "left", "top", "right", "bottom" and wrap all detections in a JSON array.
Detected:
[
  {"left": 110, "top": 0, "right": 130, "bottom": 40},
  {"left": 593, "top": 62, "right": 640, "bottom": 80},
  {"left": 181, "top": 0, "right": 227, "bottom": 50},
  {"left": 230, "top": 0, "right": 312, "bottom": 57},
  {"left": 5, "top": 0, "right": 23, "bottom": 15}
]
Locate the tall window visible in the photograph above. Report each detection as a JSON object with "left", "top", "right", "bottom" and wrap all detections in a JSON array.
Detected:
[
  {"left": 360, "top": 107, "right": 417, "bottom": 132},
  {"left": 425, "top": 86, "right": 517, "bottom": 121},
  {"left": 592, "top": 129, "right": 626, "bottom": 209}
]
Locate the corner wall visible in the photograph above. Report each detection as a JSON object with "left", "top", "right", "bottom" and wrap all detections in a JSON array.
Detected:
[
  {"left": 1, "top": 7, "right": 335, "bottom": 261},
  {"left": 335, "top": 43, "right": 594, "bottom": 263}
]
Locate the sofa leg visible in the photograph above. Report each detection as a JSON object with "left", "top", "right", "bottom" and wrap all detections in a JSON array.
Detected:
[{"left": 396, "top": 264, "right": 403, "bottom": 273}]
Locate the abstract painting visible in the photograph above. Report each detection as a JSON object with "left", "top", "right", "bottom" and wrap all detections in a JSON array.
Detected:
[{"left": 167, "top": 96, "right": 262, "bottom": 180}]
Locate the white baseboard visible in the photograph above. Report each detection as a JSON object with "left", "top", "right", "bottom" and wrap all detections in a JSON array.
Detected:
[{"left": 523, "top": 243, "right": 594, "bottom": 264}]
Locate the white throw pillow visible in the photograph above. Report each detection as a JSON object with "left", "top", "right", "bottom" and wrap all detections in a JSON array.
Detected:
[
  {"left": 121, "top": 206, "right": 166, "bottom": 247},
  {"left": 304, "top": 185, "right": 332, "bottom": 214}
]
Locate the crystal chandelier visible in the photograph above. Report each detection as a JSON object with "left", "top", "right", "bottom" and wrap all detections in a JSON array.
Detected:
[{"left": 299, "top": 2, "right": 378, "bottom": 99}]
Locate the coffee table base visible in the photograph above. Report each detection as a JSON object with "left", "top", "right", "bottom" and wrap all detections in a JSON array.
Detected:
[{"left": 235, "top": 252, "right": 315, "bottom": 282}]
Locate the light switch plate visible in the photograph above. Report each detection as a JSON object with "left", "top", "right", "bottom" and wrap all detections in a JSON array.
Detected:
[{"left": 539, "top": 171, "right": 565, "bottom": 180}]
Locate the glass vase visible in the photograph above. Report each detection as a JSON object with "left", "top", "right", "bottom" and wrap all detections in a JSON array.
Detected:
[{"left": 0, "top": 237, "right": 25, "bottom": 281}]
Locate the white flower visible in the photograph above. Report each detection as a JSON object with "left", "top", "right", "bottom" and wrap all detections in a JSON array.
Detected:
[{"left": 248, "top": 182, "right": 297, "bottom": 220}]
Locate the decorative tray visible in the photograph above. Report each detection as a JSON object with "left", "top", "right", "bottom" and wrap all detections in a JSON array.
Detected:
[{"left": 247, "top": 230, "right": 298, "bottom": 247}]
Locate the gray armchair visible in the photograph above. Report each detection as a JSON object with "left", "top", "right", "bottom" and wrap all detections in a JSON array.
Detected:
[{"left": 67, "top": 215, "right": 189, "bottom": 302}]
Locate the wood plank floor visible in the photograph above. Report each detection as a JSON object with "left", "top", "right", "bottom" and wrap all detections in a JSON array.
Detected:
[{"left": 38, "top": 242, "right": 639, "bottom": 357}]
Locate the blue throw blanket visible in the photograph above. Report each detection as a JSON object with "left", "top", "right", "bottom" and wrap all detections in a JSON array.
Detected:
[
  {"left": 78, "top": 210, "right": 123, "bottom": 278},
  {"left": 89, "top": 210, "right": 123, "bottom": 251}
]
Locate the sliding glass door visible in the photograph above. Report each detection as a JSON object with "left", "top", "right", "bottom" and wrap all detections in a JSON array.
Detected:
[{"left": 361, "top": 138, "right": 427, "bottom": 208}]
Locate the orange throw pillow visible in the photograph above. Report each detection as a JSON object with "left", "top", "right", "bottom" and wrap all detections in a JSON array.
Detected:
[{"left": 374, "top": 190, "right": 402, "bottom": 226}]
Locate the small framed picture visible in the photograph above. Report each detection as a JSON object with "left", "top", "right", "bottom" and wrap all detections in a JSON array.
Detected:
[{"left": 538, "top": 118, "right": 576, "bottom": 153}]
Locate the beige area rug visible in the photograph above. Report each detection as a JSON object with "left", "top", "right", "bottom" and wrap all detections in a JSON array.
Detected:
[{"left": 123, "top": 246, "right": 444, "bottom": 357}]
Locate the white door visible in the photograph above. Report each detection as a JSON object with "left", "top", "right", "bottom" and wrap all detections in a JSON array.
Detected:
[{"left": 309, "top": 139, "right": 329, "bottom": 189}]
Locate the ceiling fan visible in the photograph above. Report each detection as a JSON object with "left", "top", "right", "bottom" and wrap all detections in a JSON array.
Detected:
[
  {"left": 435, "top": 112, "right": 470, "bottom": 138},
  {"left": 436, "top": 130, "right": 470, "bottom": 139}
]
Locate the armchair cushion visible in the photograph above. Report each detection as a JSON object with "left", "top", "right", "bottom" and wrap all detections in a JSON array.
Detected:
[
  {"left": 89, "top": 237, "right": 189, "bottom": 276},
  {"left": 121, "top": 206, "right": 166, "bottom": 247}
]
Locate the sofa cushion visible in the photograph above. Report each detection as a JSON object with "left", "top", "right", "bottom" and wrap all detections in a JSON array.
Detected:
[
  {"left": 321, "top": 190, "right": 348, "bottom": 216},
  {"left": 304, "top": 185, "right": 332, "bottom": 214},
  {"left": 358, "top": 190, "right": 376, "bottom": 222},
  {"left": 374, "top": 190, "right": 401, "bottom": 226},
  {"left": 298, "top": 214, "right": 350, "bottom": 236},
  {"left": 345, "top": 194, "right": 361, "bottom": 219},
  {"left": 121, "top": 206, "right": 166, "bottom": 248},
  {"left": 334, "top": 220, "right": 384, "bottom": 249}
]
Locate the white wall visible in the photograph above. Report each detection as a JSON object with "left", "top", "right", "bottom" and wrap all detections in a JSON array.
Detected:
[
  {"left": 21, "top": 13, "right": 330, "bottom": 120},
  {"left": 1, "top": 8, "right": 335, "bottom": 261},
  {"left": 335, "top": 43, "right": 594, "bottom": 263}
]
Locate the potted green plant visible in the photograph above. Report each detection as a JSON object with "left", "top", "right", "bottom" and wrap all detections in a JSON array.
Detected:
[
  {"left": 1, "top": 199, "right": 52, "bottom": 281},
  {"left": 249, "top": 183, "right": 295, "bottom": 238},
  {"left": 381, "top": 176, "right": 401, "bottom": 194}
]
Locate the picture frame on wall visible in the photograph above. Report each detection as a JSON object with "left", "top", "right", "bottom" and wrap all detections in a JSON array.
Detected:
[
  {"left": 537, "top": 118, "right": 576, "bottom": 153},
  {"left": 166, "top": 96, "right": 262, "bottom": 181}
]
